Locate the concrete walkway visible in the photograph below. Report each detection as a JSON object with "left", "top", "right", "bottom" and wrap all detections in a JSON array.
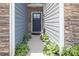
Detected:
[{"left": 27, "top": 35, "right": 44, "bottom": 56}]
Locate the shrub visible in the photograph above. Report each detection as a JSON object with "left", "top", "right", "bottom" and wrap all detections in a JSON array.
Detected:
[
  {"left": 43, "top": 41, "right": 59, "bottom": 56},
  {"left": 40, "top": 34, "right": 43, "bottom": 40},
  {"left": 15, "top": 43, "right": 30, "bottom": 56},
  {"left": 15, "top": 33, "right": 31, "bottom": 56},
  {"left": 62, "top": 44, "right": 79, "bottom": 56},
  {"left": 22, "top": 34, "right": 28, "bottom": 43},
  {"left": 28, "top": 33, "right": 32, "bottom": 39},
  {"left": 61, "top": 48, "right": 72, "bottom": 56},
  {"left": 22, "top": 33, "right": 32, "bottom": 43},
  {"left": 40, "top": 33, "right": 49, "bottom": 42}
]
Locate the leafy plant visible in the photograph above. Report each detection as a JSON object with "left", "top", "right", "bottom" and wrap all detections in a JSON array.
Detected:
[
  {"left": 28, "top": 33, "right": 32, "bottom": 39},
  {"left": 22, "top": 33, "right": 32, "bottom": 43},
  {"left": 71, "top": 44, "right": 79, "bottom": 56},
  {"left": 15, "top": 43, "right": 30, "bottom": 56},
  {"left": 62, "top": 44, "right": 79, "bottom": 56},
  {"left": 61, "top": 48, "right": 72, "bottom": 56},
  {"left": 40, "top": 34, "right": 43, "bottom": 40},
  {"left": 40, "top": 33, "right": 49, "bottom": 42},
  {"left": 15, "top": 33, "right": 31, "bottom": 56},
  {"left": 43, "top": 41, "right": 59, "bottom": 56},
  {"left": 22, "top": 34, "right": 28, "bottom": 43}
]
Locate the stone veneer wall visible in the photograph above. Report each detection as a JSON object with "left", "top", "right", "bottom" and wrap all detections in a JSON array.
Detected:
[
  {"left": 0, "top": 4, "right": 9, "bottom": 56},
  {"left": 64, "top": 4, "right": 79, "bottom": 48}
]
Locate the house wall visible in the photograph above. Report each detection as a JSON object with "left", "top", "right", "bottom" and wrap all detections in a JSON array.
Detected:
[
  {"left": 64, "top": 4, "right": 79, "bottom": 48},
  {"left": 28, "top": 7, "right": 43, "bottom": 32},
  {"left": 43, "top": 3, "right": 60, "bottom": 45},
  {"left": 15, "top": 3, "right": 28, "bottom": 45},
  {"left": 0, "top": 3, "right": 9, "bottom": 56}
]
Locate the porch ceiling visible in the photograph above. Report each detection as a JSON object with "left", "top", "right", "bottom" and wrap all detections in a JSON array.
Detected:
[{"left": 27, "top": 3, "right": 44, "bottom": 7}]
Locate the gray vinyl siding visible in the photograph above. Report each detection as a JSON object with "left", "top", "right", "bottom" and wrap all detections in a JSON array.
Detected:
[
  {"left": 44, "top": 3, "right": 60, "bottom": 44},
  {"left": 15, "top": 3, "right": 28, "bottom": 45}
]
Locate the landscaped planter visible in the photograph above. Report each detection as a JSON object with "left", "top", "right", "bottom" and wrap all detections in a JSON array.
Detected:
[
  {"left": 43, "top": 42, "right": 59, "bottom": 56},
  {"left": 62, "top": 44, "right": 79, "bottom": 56},
  {"left": 40, "top": 33, "right": 49, "bottom": 42},
  {"left": 40, "top": 33, "right": 59, "bottom": 56},
  {"left": 15, "top": 43, "right": 30, "bottom": 56},
  {"left": 15, "top": 33, "right": 31, "bottom": 56}
]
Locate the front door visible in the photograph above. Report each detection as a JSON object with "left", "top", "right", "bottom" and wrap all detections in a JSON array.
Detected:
[{"left": 32, "top": 13, "right": 41, "bottom": 33}]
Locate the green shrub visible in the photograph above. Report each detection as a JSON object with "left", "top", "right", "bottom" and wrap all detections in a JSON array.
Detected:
[
  {"left": 28, "top": 33, "right": 32, "bottom": 39},
  {"left": 61, "top": 48, "right": 72, "bottom": 56},
  {"left": 40, "top": 34, "right": 43, "bottom": 40},
  {"left": 40, "top": 33, "right": 49, "bottom": 42},
  {"left": 15, "top": 43, "right": 30, "bottom": 56},
  {"left": 62, "top": 44, "right": 79, "bottom": 56},
  {"left": 22, "top": 33, "right": 32, "bottom": 43},
  {"left": 22, "top": 34, "right": 29, "bottom": 43},
  {"left": 15, "top": 33, "right": 31, "bottom": 56},
  {"left": 43, "top": 42, "right": 59, "bottom": 56}
]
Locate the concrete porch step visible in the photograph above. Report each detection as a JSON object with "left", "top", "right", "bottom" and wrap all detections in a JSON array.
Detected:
[{"left": 30, "top": 53, "right": 44, "bottom": 56}]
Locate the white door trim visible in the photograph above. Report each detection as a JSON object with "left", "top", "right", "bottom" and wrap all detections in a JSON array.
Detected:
[{"left": 31, "top": 12, "right": 42, "bottom": 33}]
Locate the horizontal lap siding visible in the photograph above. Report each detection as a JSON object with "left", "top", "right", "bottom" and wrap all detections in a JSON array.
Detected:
[
  {"left": 44, "top": 3, "right": 60, "bottom": 45},
  {"left": 0, "top": 3, "right": 9, "bottom": 56},
  {"left": 15, "top": 4, "right": 28, "bottom": 45}
]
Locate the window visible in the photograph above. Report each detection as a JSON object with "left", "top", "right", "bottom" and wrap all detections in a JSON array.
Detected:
[{"left": 33, "top": 13, "right": 41, "bottom": 19}]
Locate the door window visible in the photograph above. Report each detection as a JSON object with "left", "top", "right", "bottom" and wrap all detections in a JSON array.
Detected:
[
  {"left": 33, "top": 13, "right": 41, "bottom": 19},
  {"left": 33, "top": 13, "right": 37, "bottom": 18},
  {"left": 37, "top": 14, "right": 40, "bottom": 18}
]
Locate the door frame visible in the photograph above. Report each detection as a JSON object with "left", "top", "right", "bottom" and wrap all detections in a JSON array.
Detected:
[{"left": 31, "top": 12, "right": 42, "bottom": 33}]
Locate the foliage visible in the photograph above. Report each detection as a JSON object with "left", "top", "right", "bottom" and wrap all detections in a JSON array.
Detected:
[
  {"left": 15, "top": 43, "right": 30, "bottom": 56},
  {"left": 28, "top": 33, "right": 32, "bottom": 39},
  {"left": 15, "top": 33, "right": 31, "bottom": 56},
  {"left": 40, "top": 34, "right": 42, "bottom": 40},
  {"left": 22, "top": 33, "right": 32, "bottom": 43},
  {"left": 22, "top": 34, "right": 28, "bottom": 43},
  {"left": 40, "top": 33, "right": 49, "bottom": 42},
  {"left": 43, "top": 42, "right": 59, "bottom": 56},
  {"left": 61, "top": 48, "right": 72, "bottom": 56},
  {"left": 62, "top": 44, "right": 79, "bottom": 56}
]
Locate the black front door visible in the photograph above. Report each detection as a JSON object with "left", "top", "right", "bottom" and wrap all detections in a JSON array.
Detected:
[{"left": 32, "top": 13, "right": 41, "bottom": 33}]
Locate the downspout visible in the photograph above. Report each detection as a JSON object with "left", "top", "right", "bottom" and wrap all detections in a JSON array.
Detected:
[{"left": 43, "top": 4, "right": 46, "bottom": 34}]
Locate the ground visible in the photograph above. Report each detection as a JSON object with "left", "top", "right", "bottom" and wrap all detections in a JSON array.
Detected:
[{"left": 27, "top": 35, "right": 44, "bottom": 56}]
